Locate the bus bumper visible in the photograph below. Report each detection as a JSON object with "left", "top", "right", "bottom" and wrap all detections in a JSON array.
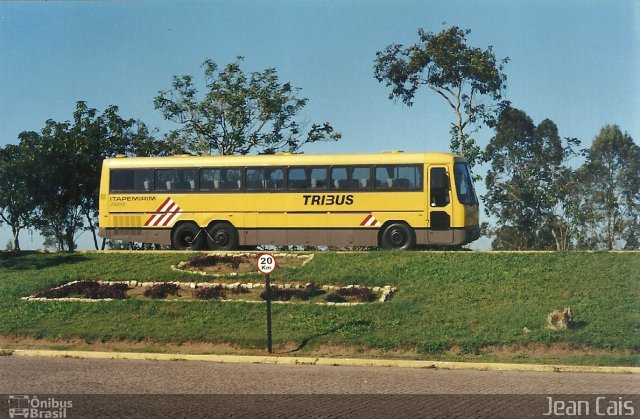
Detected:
[
  {"left": 455, "top": 225, "right": 480, "bottom": 245},
  {"left": 417, "top": 226, "right": 480, "bottom": 246}
]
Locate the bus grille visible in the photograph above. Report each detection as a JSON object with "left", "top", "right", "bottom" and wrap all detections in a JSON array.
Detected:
[{"left": 113, "top": 215, "right": 142, "bottom": 228}]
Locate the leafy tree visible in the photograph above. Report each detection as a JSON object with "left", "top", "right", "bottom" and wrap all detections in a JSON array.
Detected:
[
  {"left": 18, "top": 122, "right": 80, "bottom": 251},
  {"left": 70, "top": 102, "right": 179, "bottom": 250},
  {"left": 483, "top": 107, "right": 580, "bottom": 250},
  {"left": 16, "top": 102, "right": 168, "bottom": 251},
  {"left": 154, "top": 57, "right": 341, "bottom": 156},
  {"left": 0, "top": 144, "right": 38, "bottom": 251},
  {"left": 569, "top": 125, "right": 640, "bottom": 250},
  {"left": 374, "top": 25, "right": 509, "bottom": 168}
]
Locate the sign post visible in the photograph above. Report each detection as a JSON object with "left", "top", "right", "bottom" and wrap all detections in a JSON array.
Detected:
[{"left": 256, "top": 253, "right": 277, "bottom": 354}]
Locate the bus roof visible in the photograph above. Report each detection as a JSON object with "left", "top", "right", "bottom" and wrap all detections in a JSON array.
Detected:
[{"left": 104, "top": 151, "right": 465, "bottom": 168}]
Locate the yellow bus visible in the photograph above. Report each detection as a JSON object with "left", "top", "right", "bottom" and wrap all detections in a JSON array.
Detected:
[{"left": 98, "top": 151, "right": 480, "bottom": 250}]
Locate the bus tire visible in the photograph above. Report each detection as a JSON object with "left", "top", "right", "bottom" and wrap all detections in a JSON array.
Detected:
[
  {"left": 171, "top": 222, "right": 204, "bottom": 251},
  {"left": 206, "top": 222, "right": 239, "bottom": 250},
  {"left": 380, "top": 222, "right": 415, "bottom": 250}
]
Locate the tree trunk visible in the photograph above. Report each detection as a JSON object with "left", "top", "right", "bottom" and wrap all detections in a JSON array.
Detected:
[
  {"left": 65, "top": 227, "right": 75, "bottom": 252},
  {"left": 606, "top": 213, "right": 613, "bottom": 250},
  {"left": 85, "top": 211, "right": 99, "bottom": 250},
  {"left": 551, "top": 228, "right": 561, "bottom": 251},
  {"left": 11, "top": 226, "right": 21, "bottom": 251}
]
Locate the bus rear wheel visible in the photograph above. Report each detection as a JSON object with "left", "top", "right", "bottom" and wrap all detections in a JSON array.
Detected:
[
  {"left": 380, "top": 222, "right": 415, "bottom": 250},
  {"left": 171, "top": 222, "right": 204, "bottom": 250},
  {"left": 206, "top": 223, "right": 239, "bottom": 250}
]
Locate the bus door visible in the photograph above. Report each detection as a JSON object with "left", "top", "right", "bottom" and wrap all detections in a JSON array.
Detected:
[{"left": 427, "top": 166, "right": 454, "bottom": 244}]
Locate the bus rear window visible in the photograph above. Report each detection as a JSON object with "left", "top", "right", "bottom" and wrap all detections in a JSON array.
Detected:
[{"left": 453, "top": 162, "right": 478, "bottom": 205}]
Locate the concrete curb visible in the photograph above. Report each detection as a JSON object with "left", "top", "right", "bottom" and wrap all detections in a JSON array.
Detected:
[{"left": 4, "top": 349, "right": 639, "bottom": 374}]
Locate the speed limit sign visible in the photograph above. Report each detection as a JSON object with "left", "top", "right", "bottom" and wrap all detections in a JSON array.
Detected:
[{"left": 257, "top": 253, "right": 277, "bottom": 275}]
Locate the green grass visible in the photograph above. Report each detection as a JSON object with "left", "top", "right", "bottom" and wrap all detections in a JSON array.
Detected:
[{"left": 1, "top": 251, "right": 638, "bottom": 366}]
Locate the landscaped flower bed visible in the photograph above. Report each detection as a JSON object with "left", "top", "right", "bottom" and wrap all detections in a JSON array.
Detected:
[
  {"left": 143, "top": 283, "right": 180, "bottom": 299},
  {"left": 259, "top": 283, "right": 324, "bottom": 302},
  {"left": 172, "top": 252, "right": 315, "bottom": 277},
  {"left": 24, "top": 280, "right": 396, "bottom": 305},
  {"left": 32, "top": 280, "right": 128, "bottom": 300}
]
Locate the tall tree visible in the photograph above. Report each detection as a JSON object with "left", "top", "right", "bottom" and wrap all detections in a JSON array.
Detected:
[
  {"left": 154, "top": 57, "right": 341, "bottom": 156},
  {"left": 71, "top": 102, "right": 178, "bottom": 249},
  {"left": 483, "top": 107, "right": 580, "bottom": 250},
  {"left": 17, "top": 102, "right": 168, "bottom": 251},
  {"left": 0, "top": 144, "right": 37, "bottom": 251},
  {"left": 374, "top": 25, "right": 509, "bottom": 168},
  {"left": 570, "top": 125, "right": 640, "bottom": 250},
  {"left": 19, "top": 120, "right": 82, "bottom": 251}
]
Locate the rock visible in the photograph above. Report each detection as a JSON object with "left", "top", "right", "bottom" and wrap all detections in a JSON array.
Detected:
[{"left": 546, "top": 307, "right": 573, "bottom": 330}]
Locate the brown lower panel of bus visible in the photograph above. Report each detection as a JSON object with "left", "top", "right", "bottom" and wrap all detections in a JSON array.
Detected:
[
  {"left": 241, "top": 228, "right": 378, "bottom": 247},
  {"left": 100, "top": 226, "right": 478, "bottom": 248}
]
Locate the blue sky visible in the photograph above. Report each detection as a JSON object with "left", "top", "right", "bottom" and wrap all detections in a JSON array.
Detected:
[{"left": 0, "top": 0, "right": 638, "bottom": 249}]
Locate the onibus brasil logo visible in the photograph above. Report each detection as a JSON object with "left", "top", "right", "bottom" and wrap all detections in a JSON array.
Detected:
[{"left": 8, "top": 395, "right": 72, "bottom": 418}]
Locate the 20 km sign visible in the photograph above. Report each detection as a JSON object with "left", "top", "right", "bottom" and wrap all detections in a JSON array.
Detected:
[{"left": 257, "top": 253, "right": 277, "bottom": 275}]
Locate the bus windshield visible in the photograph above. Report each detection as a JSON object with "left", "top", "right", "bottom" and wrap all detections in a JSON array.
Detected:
[{"left": 454, "top": 162, "right": 478, "bottom": 205}]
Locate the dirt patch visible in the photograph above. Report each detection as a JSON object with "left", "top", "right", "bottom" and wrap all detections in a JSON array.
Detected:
[
  {"left": 0, "top": 336, "right": 251, "bottom": 356},
  {"left": 481, "top": 343, "right": 636, "bottom": 357},
  {"left": 1, "top": 336, "right": 634, "bottom": 361}
]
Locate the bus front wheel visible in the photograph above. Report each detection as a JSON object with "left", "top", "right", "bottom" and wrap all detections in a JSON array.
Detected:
[
  {"left": 206, "top": 223, "right": 239, "bottom": 250},
  {"left": 171, "top": 222, "right": 204, "bottom": 251},
  {"left": 380, "top": 223, "right": 415, "bottom": 250}
]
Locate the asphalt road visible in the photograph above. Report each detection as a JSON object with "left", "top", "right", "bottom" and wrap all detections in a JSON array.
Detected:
[{"left": 1, "top": 357, "right": 639, "bottom": 418}]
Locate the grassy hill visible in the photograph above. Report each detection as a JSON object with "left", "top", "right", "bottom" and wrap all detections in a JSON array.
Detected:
[{"left": 1, "top": 251, "right": 638, "bottom": 366}]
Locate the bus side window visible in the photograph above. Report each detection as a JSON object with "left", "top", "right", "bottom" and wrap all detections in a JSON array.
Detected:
[
  {"left": 135, "top": 170, "right": 153, "bottom": 192},
  {"left": 352, "top": 167, "right": 371, "bottom": 190},
  {"left": 199, "top": 169, "right": 218, "bottom": 190},
  {"left": 288, "top": 167, "right": 327, "bottom": 190},
  {"left": 267, "top": 168, "right": 284, "bottom": 190},
  {"left": 110, "top": 169, "right": 134, "bottom": 192},
  {"left": 222, "top": 169, "right": 242, "bottom": 190},
  {"left": 430, "top": 167, "right": 450, "bottom": 207},
  {"left": 331, "top": 167, "right": 348, "bottom": 189},
  {"left": 246, "top": 168, "right": 263, "bottom": 190}
]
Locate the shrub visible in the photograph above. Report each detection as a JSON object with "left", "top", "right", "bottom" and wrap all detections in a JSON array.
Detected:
[
  {"left": 338, "top": 287, "right": 377, "bottom": 302},
  {"left": 194, "top": 286, "right": 227, "bottom": 300},
  {"left": 33, "top": 287, "right": 69, "bottom": 299},
  {"left": 83, "top": 283, "right": 129, "bottom": 299},
  {"left": 33, "top": 280, "right": 128, "bottom": 299},
  {"left": 259, "top": 283, "right": 324, "bottom": 302},
  {"left": 301, "top": 283, "right": 324, "bottom": 299},
  {"left": 188, "top": 255, "right": 244, "bottom": 270},
  {"left": 324, "top": 292, "right": 347, "bottom": 303},
  {"left": 323, "top": 287, "right": 376, "bottom": 303},
  {"left": 260, "top": 288, "right": 295, "bottom": 301},
  {"left": 143, "top": 283, "right": 180, "bottom": 299}
]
